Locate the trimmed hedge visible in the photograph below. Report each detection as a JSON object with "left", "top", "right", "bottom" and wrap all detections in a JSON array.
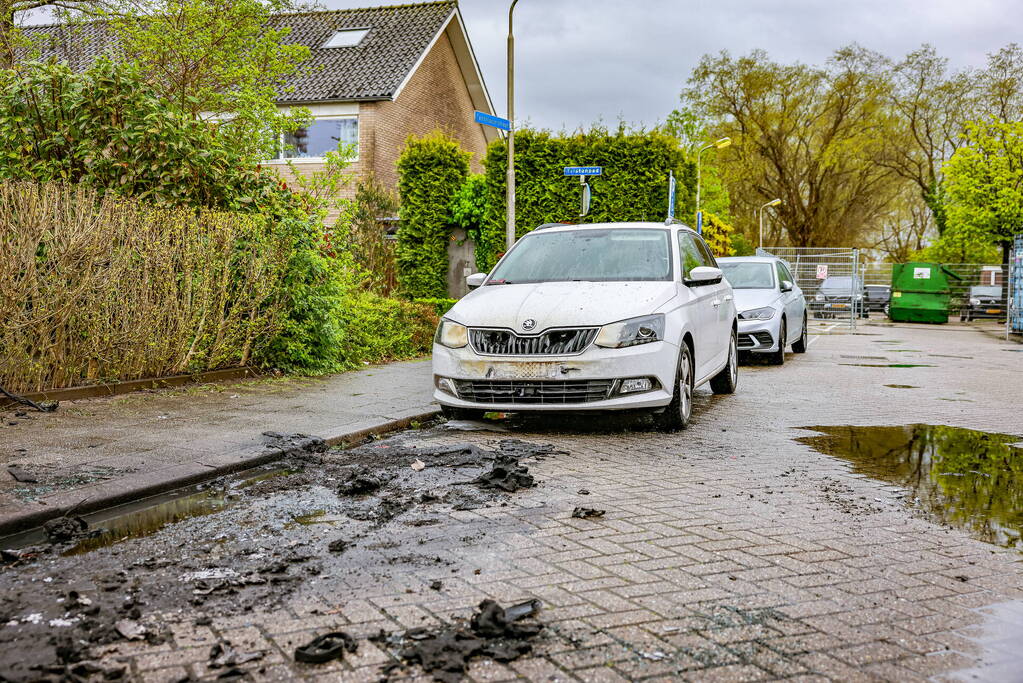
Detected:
[
  {"left": 396, "top": 132, "right": 470, "bottom": 298},
  {"left": 412, "top": 297, "right": 458, "bottom": 318},
  {"left": 476, "top": 127, "right": 697, "bottom": 270}
]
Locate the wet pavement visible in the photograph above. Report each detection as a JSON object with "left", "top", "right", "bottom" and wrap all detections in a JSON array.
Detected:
[{"left": 1, "top": 320, "right": 1022, "bottom": 682}]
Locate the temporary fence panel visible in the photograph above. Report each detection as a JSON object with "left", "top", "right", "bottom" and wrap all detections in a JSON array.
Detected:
[
  {"left": 758, "top": 247, "right": 861, "bottom": 329},
  {"left": 1011, "top": 235, "right": 1023, "bottom": 335}
]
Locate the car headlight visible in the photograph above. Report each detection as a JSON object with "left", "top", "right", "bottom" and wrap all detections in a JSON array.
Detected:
[
  {"left": 738, "top": 307, "right": 776, "bottom": 321},
  {"left": 595, "top": 314, "right": 664, "bottom": 348},
  {"left": 435, "top": 319, "right": 468, "bottom": 348},
  {"left": 970, "top": 298, "right": 980, "bottom": 305},
  {"left": 815, "top": 293, "right": 824, "bottom": 301}
]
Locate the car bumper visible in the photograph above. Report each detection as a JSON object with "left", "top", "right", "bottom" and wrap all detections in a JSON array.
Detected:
[
  {"left": 431, "top": 340, "right": 679, "bottom": 411},
  {"left": 737, "top": 318, "right": 780, "bottom": 352}
]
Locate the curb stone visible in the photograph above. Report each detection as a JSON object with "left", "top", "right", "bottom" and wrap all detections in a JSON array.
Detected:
[{"left": 0, "top": 409, "right": 440, "bottom": 538}]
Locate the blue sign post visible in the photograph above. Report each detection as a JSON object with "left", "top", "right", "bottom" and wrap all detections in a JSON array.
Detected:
[
  {"left": 696, "top": 210, "right": 704, "bottom": 235},
  {"left": 667, "top": 171, "right": 676, "bottom": 221},
  {"left": 563, "top": 166, "right": 603, "bottom": 176},
  {"left": 474, "top": 111, "right": 510, "bottom": 131}
]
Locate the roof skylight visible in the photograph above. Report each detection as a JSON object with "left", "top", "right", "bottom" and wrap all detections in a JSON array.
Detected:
[{"left": 322, "top": 28, "right": 369, "bottom": 48}]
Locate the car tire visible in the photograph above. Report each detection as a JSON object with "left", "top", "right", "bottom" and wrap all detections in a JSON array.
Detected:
[
  {"left": 655, "top": 343, "right": 695, "bottom": 431},
  {"left": 791, "top": 314, "right": 808, "bottom": 353},
  {"left": 441, "top": 405, "right": 486, "bottom": 421},
  {"left": 710, "top": 329, "right": 738, "bottom": 394},
  {"left": 768, "top": 319, "right": 786, "bottom": 365}
]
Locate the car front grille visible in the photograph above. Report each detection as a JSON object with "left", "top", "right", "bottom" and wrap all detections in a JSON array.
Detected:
[
  {"left": 738, "top": 331, "right": 773, "bottom": 349},
  {"left": 469, "top": 328, "right": 598, "bottom": 356},
  {"left": 453, "top": 379, "right": 613, "bottom": 404}
]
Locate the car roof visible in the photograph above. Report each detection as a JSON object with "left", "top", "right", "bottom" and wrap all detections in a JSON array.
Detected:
[
  {"left": 717, "top": 256, "right": 779, "bottom": 264},
  {"left": 530, "top": 221, "right": 697, "bottom": 235}
]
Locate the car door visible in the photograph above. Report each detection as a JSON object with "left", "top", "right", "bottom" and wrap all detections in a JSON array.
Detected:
[
  {"left": 776, "top": 261, "right": 803, "bottom": 331},
  {"left": 676, "top": 231, "right": 718, "bottom": 379},
  {"left": 693, "top": 235, "right": 733, "bottom": 370}
]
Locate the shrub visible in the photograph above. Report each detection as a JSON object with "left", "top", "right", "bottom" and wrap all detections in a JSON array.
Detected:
[
  {"left": 412, "top": 297, "right": 458, "bottom": 318},
  {"left": 350, "top": 176, "right": 399, "bottom": 295},
  {"left": 476, "top": 126, "right": 696, "bottom": 270},
  {"left": 335, "top": 293, "right": 438, "bottom": 369},
  {"left": 396, "top": 132, "right": 470, "bottom": 298}
]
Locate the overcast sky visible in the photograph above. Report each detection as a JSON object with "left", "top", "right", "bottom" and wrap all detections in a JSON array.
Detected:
[{"left": 26, "top": 0, "right": 1020, "bottom": 131}]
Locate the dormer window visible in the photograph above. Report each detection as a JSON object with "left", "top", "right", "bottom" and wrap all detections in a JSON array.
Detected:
[{"left": 322, "top": 28, "right": 369, "bottom": 48}]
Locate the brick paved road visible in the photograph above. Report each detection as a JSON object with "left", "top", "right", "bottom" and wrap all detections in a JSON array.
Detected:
[{"left": 23, "top": 322, "right": 1023, "bottom": 681}]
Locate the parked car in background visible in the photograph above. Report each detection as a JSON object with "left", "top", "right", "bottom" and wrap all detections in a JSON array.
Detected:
[
  {"left": 718, "top": 256, "right": 807, "bottom": 365},
  {"left": 432, "top": 222, "right": 739, "bottom": 431},
  {"left": 960, "top": 285, "right": 1006, "bottom": 321},
  {"left": 811, "top": 276, "right": 868, "bottom": 319},
  {"left": 865, "top": 285, "right": 891, "bottom": 315}
]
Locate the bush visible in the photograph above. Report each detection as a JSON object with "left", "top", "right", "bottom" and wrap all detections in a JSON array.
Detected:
[
  {"left": 0, "top": 182, "right": 292, "bottom": 393},
  {"left": 412, "top": 297, "right": 458, "bottom": 318},
  {"left": 350, "top": 176, "right": 399, "bottom": 295},
  {"left": 396, "top": 132, "right": 470, "bottom": 298},
  {"left": 476, "top": 126, "right": 696, "bottom": 270},
  {"left": 335, "top": 294, "right": 438, "bottom": 368}
]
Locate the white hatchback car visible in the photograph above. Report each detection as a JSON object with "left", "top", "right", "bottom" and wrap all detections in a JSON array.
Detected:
[
  {"left": 717, "top": 256, "right": 807, "bottom": 365},
  {"left": 432, "top": 222, "right": 738, "bottom": 430}
]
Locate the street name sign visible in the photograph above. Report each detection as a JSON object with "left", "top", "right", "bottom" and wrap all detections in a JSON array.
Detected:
[
  {"left": 473, "top": 111, "right": 510, "bottom": 131},
  {"left": 563, "top": 166, "right": 602, "bottom": 176}
]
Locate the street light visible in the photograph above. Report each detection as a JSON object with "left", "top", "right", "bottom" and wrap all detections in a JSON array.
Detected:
[
  {"left": 695, "top": 137, "right": 731, "bottom": 217},
  {"left": 758, "top": 198, "right": 782, "bottom": 250},
  {"left": 506, "top": 0, "right": 520, "bottom": 252}
]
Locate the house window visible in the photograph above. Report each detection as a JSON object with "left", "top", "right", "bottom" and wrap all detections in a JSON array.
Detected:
[
  {"left": 322, "top": 28, "right": 369, "bottom": 48},
  {"left": 279, "top": 117, "right": 358, "bottom": 160}
]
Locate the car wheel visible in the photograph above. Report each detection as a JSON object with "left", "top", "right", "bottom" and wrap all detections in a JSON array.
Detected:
[
  {"left": 710, "top": 329, "right": 738, "bottom": 395},
  {"left": 884, "top": 303, "right": 890, "bottom": 317},
  {"left": 655, "top": 343, "right": 694, "bottom": 431},
  {"left": 768, "top": 319, "right": 786, "bottom": 365},
  {"left": 441, "top": 405, "right": 486, "bottom": 421},
  {"left": 791, "top": 314, "right": 808, "bottom": 353}
]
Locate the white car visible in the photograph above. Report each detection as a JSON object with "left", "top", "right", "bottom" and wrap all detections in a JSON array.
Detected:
[
  {"left": 717, "top": 256, "right": 807, "bottom": 365},
  {"left": 432, "top": 222, "right": 738, "bottom": 430}
]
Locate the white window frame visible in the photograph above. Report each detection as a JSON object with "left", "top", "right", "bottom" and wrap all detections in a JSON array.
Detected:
[{"left": 267, "top": 110, "right": 360, "bottom": 164}]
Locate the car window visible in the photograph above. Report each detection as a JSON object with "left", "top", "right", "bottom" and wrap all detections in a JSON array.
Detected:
[
  {"left": 677, "top": 232, "right": 707, "bottom": 280},
  {"left": 694, "top": 236, "right": 718, "bottom": 268},
  {"left": 780, "top": 263, "right": 795, "bottom": 284},
  {"left": 719, "top": 262, "right": 774, "bottom": 289},
  {"left": 775, "top": 262, "right": 787, "bottom": 289}
]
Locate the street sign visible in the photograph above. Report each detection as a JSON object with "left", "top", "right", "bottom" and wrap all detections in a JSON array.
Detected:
[
  {"left": 696, "top": 210, "right": 703, "bottom": 235},
  {"left": 563, "top": 166, "right": 602, "bottom": 176},
  {"left": 474, "top": 111, "right": 510, "bottom": 131},
  {"left": 816, "top": 264, "right": 828, "bottom": 279},
  {"left": 667, "top": 171, "right": 676, "bottom": 221}
]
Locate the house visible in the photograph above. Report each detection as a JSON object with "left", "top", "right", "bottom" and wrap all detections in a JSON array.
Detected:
[{"left": 21, "top": 1, "right": 498, "bottom": 199}]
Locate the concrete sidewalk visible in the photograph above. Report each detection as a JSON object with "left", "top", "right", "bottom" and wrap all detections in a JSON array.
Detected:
[{"left": 0, "top": 359, "right": 437, "bottom": 535}]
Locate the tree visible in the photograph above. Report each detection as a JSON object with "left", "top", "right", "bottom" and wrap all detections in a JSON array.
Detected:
[
  {"left": 0, "top": 0, "right": 110, "bottom": 68},
  {"left": 681, "top": 46, "right": 903, "bottom": 248},
  {"left": 941, "top": 118, "right": 1023, "bottom": 265},
  {"left": 979, "top": 43, "right": 1023, "bottom": 123}
]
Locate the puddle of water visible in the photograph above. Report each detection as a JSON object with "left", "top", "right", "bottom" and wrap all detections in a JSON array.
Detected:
[
  {"left": 839, "top": 363, "right": 933, "bottom": 368},
  {"left": 840, "top": 355, "right": 889, "bottom": 360},
  {"left": 884, "top": 384, "right": 917, "bottom": 389},
  {"left": 929, "top": 354, "right": 974, "bottom": 359},
  {"left": 797, "top": 425, "right": 1023, "bottom": 550},
  {"left": 942, "top": 601, "right": 1023, "bottom": 681}
]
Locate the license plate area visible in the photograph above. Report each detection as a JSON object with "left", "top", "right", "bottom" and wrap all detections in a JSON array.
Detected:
[{"left": 486, "top": 362, "right": 564, "bottom": 380}]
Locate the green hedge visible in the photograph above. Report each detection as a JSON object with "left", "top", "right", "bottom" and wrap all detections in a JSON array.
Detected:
[
  {"left": 413, "top": 297, "right": 458, "bottom": 318},
  {"left": 476, "top": 127, "right": 697, "bottom": 270},
  {"left": 396, "top": 132, "right": 470, "bottom": 298}
]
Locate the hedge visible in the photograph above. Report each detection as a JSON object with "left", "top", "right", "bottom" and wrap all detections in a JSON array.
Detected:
[
  {"left": 476, "top": 127, "right": 697, "bottom": 270},
  {"left": 396, "top": 132, "right": 470, "bottom": 298}
]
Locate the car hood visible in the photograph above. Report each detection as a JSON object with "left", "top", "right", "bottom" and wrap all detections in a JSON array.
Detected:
[
  {"left": 732, "top": 288, "right": 782, "bottom": 314},
  {"left": 446, "top": 281, "right": 678, "bottom": 330}
]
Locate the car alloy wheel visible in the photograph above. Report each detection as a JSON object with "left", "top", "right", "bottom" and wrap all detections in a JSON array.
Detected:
[
  {"left": 710, "top": 330, "right": 738, "bottom": 394},
  {"left": 678, "top": 347, "right": 693, "bottom": 423}
]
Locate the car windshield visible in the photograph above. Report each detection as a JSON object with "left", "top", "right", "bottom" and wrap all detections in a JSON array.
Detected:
[
  {"left": 719, "top": 262, "right": 775, "bottom": 289},
  {"left": 487, "top": 228, "right": 672, "bottom": 284},
  {"left": 820, "top": 276, "right": 860, "bottom": 291},
  {"left": 971, "top": 286, "right": 1001, "bottom": 297}
]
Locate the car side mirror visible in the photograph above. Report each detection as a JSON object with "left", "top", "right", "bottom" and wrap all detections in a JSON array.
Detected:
[
  {"left": 781, "top": 280, "right": 793, "bottom": 292},
  {"left": 466, "top": 272, "right": 488, "bottom": 289},
  {"left": 685, "top": 266, "right": 723, "bottom": 287}
]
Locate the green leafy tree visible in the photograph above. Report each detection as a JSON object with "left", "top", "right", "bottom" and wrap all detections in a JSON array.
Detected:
[
  {"left": 396, "top": 132, "right": 470, "bottom": 298},
  {"left": 448, "top": 173, "right": 488, "bottom": 239},
  {"left": 941, "top": 118, "right": 1023, "bottom": 265}
]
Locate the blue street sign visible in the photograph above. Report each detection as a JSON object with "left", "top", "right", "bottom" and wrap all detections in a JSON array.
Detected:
[
  {"left": 474, "top": 111, "right": 510, "bottom": 131},
  {"left": 667, "top": 172, "right": 676, "bottom": 221},
  {"left": 696, "top": 210, "right": 704, "bottom": 235},
  {"left": 563, "top": 166, "right": 603, "bottom": 176}
]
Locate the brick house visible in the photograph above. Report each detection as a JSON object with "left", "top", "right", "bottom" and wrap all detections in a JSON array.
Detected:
[{"left": 23, "top": 0, "right": 497, "bottom": 199}]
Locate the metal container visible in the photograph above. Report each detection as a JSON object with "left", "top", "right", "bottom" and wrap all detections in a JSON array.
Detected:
[{"left": 889, "top": 262, "right": 962, "bottom": 324}]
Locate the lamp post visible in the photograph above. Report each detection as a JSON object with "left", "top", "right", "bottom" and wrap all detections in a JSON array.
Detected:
[
  {"left": 758, "top": 198, "right": 782, "bottom": 250},
  {"left": 695, "top": 137, "right": 731, "bottom": 219},
  {"left": 506, "top": 0, "right": 519, "bottom": 252}
]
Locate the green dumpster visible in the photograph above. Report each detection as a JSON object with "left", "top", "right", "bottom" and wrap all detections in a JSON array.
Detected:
[{"left": 889, "top": 262, "right": 963, "bottom": 324}]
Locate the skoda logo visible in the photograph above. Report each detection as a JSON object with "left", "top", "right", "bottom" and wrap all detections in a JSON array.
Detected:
[{"left": 521, "top": 319, "right": 536, "bottom": 331}]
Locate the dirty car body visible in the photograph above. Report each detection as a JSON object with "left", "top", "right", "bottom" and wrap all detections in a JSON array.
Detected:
[{"left": 432, "top": 222, "right": 738, "bottom": 427}]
